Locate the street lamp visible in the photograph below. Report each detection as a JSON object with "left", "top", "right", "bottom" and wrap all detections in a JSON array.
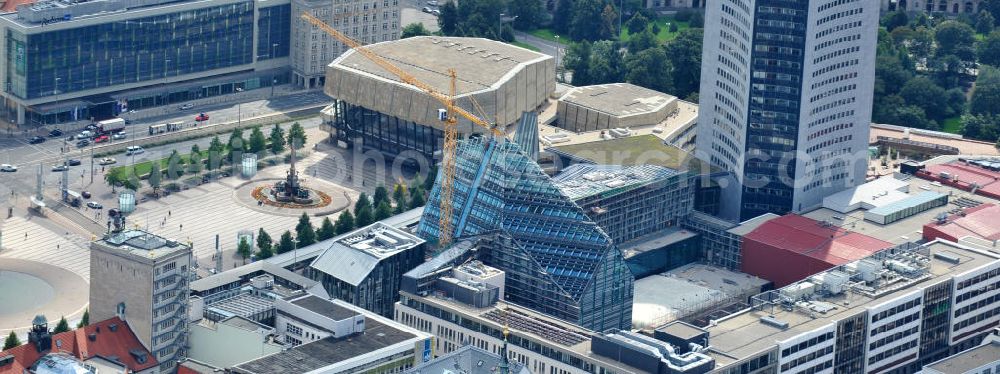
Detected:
[
  {"left": 270, "top": 43, "right": 280, "bottom": 97},
  {"left": 236, "top": 87, "right": 244, "bottom": 128},
  {"left": 554, "top": 35, "right": 561, "bottom": 81}
]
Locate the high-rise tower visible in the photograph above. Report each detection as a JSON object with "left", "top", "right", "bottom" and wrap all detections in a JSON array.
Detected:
[{"left": 696, "top": 0, "right": 878, "bottom": 221}]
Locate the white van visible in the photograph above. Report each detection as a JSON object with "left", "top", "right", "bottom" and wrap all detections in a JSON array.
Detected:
[{"left": 125, "top": 146, "right": 145, "bottom": 156}]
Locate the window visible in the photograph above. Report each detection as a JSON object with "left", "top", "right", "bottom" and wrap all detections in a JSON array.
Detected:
[{"left": 287, "top": 323, "right": 303, "bottom": 336}]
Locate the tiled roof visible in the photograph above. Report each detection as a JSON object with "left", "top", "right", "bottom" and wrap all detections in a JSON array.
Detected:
[
  {"left": 0, "top": 0, "right": 34, "bottom": 13},
  {"left": 0, "top": 317, "right": 157, "bottom": 374}
]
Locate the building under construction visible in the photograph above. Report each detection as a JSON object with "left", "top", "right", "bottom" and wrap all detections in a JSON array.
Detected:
[{"left": 321, "top": 36, "right": 555, "bottom": 159}]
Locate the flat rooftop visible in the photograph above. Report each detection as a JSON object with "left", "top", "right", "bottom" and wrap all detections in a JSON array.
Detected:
[
  {"left": 309, "top": 223, "right": 425, "bottom": 286},
  {"left": 924, "top": 337, "right": 1000, "bottom": 373},
  {"left": 705, "top": 240, "right": 1000, "bottom": 367},
  {"left": 743, "top": 214, "right": 893, "bottom": 266},
  {"left": 552, "top": 164, "right": 680, "bottom": 201},
  {"left": 870, "top": 125, "right": 999, "bottom": 156},
  {"left": 801, "top": 173, "right": 1000, "bottom": 249},
  {"left": 331, "top": 36, "right": 550, "bottom": 97},
  {"left": 621, "top": 227, "right": 697, "bottom": 258},
  {"left": 548, "top": 134, "right": 714, "bottom": 172},
  {"left": 539, "top": 100, "right": 699, "bottom": 147},
  {"left": 403, "top": 292, "right": 645, "bottom": 373},
  {"left": 232, "top": 319, "right": 416, "bottom": 374},
  {"left": 96, "top": 230, "right": 190, "bottom": 260},
  {"left": 632, "top": 264, "right": 768, "bottom": 329},
  {"left": 289, "top": 295, "right": 360, "bottom": 320},
  {"left": 558, "top": 83, "right": 676, "bottom": 118},
  {"left": 189, "top": 260, "right": 317, "bottom": 293}
]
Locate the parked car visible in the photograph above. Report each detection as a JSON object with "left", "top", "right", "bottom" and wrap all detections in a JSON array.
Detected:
[
  {"left": 426, "top": 0, "right": 438, "bottom": 5},
  {"left": 52, "top": 164, "right": 69, "bottom": 172},
  {"left": 98, "top": 157, "right": 117, "bottom": 165},
  {"left": 112, "top": 132, "right": 128, "bottom": 140},
  {"left": 75, "top": 139, "right": 91, "bottom": 148},
  {"left": 179, "top": 103, "right": 194, "bottom": 110},
  {"left": 195, "top": 113, "right": 209, "bottom": 122},
  {"left": 422, "top": 6, "right": 432, "bottom": 12},
  {"left": 48, "top": 129, "right": 63, "bottom": 137},
  {"left": 85, "top": 124, "right": 98, "bottom": 131},
  {"left": 94, "top": 135, "right": 109, "bottom": 143},
  {"left": 66, "top": 159, "right": 81, "bottom": 166},
  {"left": 431, "top": 9, "right": 440, "bottom": 15},
  {"left": 86, "top": 201, "right": 103, "bottom": 209},
  {"left": 81, "top": 191, "right": 92, "bottom": 199},
  {"left": 0, "top": 164, "right": 17, "bottom": 172},
  {"left": 28, "top": 136, "right": 45, "bottom": 144},
  {"left": 125, "top": 146, "right": 145, "bottom": 156}
]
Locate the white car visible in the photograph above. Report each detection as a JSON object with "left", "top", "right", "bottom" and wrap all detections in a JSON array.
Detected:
[
  {"left": 178, "top": 103, "right": 194, "bottom": 110},
  {"left": 0, "top": 164, "right": 17, "bottom": 172},
  {"left": 76, "top": 130, "right": 93, "bottom": 139},
  {"left": 98, "top": 157, "right": 117, "bottom": 165},
  {"left": 125, "top": 146, "right": 145, "bottom": 156},
  {"left": 112, "top": 132, "right": 128, "bottom": 140}
]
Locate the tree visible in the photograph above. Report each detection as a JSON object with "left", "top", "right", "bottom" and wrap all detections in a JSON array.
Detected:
[
  {"left": 208, "top": 136, "right": 225, "bottom": 170},
  {"left": 564, "top": 41, "right": 593, "bottom": 85},
  {"left": 124, "top": 171, "right": 142, "bottom": 191},
  {"left": 900, "top": 76, "right": 949, "bottom": 121},
  {"left": 977, "top": 10, "right": 996, "bottom": 34},
  {"left": 248, "top": 126, "right": 267, "bottom": 154},
  {"left": 296, "top": 212, "right": 317, "bottom": 247},
  {"left": 625, "top": 13, "right": 649, "bottom": 34},
  {"left": 971, "top": 66, "right": 1000, "bottom": 116},
  {"left": 509, "top": 0, "right": 544, "bottom": 30},
  {"left": 189, "top": 144, "right": 203, "bottom": 174},
  {"left": 287, "top": 122, "right": 307, "bottom": 149},
  {"left": 438, "top": 1, "right": 458, "bottom": 35},
  {"left": 228, "top": 128, "right": 246, "bottom": 152},
  {"left": 167, "top": 150, "right": 184, "bottom": 180},
  {"left": 3, "top": 332, "right": 20, "bottom": 350},
  {"left": 237, "top": 237, "right": 252, "bottom": 263},
  {"left": 54, "top": 317, "right": 70, "bottom": 333},
  {"left": 148, "top": 161, "right": 162, "bottom": 194},
  {"left": 935, "top": 21, "right": 977, "bottom": 61},
  {"left": 688, "top": 11, "right": 704, "bottom": 28},
  {"left": 258, "top": 244, "right": 274, "bottom": 259},
  {"left": 317, "top": 217, "right": 336, "bottom": 240},
  {"left": 374, "top": 201, "right": 393, "bottom": 221},
  {"left": 882, "top": 10, "right": 910, "bottom": 31},
  {"left": 626, "top": 28, "right": 657, "bottom": 54},
  {"left": 409, "top": 185, "right": 426, "bottom": 208},
  {"left": 277, "top": 230, "right": 295, "bottom": 254},
  {"left": 552, "top": 0, "right": 572, "bottom": 34},
  {"left": 570, "top": 0, "right": 614, "bottom": 41},
  {"left": 335, "top": 211, "right": 356, "bottom": 234},
  {"left": 908, "top": 26, "right": 935, "bottom": 58},
  {"left": 401, "top": 23, "right": 431, "bottom": 38},
  {"left": 354, "top": 193, "right": 372, "bottom": 218},
  {"left": 269, "top": 124, "right": 286, "bottom": 154},
  {"left": 373, "top": 185, "right": 390, "bottom": 207},
  {"left": 626, "top": 46, "right": 672, "bottom": 93},
  {"left": 663, "top": 28, "right": 703, "bottom": 99},
  {"left": 76, "top": 310, "right": 89, "bottom": 328},
  {"left": 256, "top": 228, "right": 272, "bottom": 255},
  {"left": 894, "top": 105, "right": 939, "bottom": 130},
  {"left": 393, "top": 184, "right": 408, "bottom": 213},
  {"left": 978, "top": 31, "right": 1000, "bottom": 67},
  {"left": 587, "top": 40, "right": 623, "bottom": 84},
  {"left": 960, "top": 114, "right": 1000, "bottom": 141}
]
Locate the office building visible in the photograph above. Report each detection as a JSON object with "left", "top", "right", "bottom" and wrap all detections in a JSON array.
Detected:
[
  {"left": 417, "top": 137, "right": 634, "bottom": 331},
  {"left": 0, "top": 0, "right": 291, "bottom": 126},
  {"left": 404, "top": 344, "right": 530, "bottom": 374},
  {"left": 922, "top": 330, "right": 1000, "bottom": 374},
  {"left": 0, "top": 316, "right": 158, "bottom": 374},
  {"left": 228, "top": 294, "right": 434, "bottom": 374},
  {"left": 307, "top": 222, "right": 426, "bottom": 317},
  {"left": 883, "top": 0, "right": 981, "bottom": 14},
  {"left": 555, "top": 83, "right": 681, "bottom": 133},
  {"left": 187, "top": 316, "right": 283, "bottom": 369},
  {"left": 90, "top": 230, "right": 192, "bottom": 372},
  {"left": 701, "top": 239, "right": 1000, "bottom": 373},
  {"left": 553, "top": 163, "right": 693, "bottom": 245},
  {"left": 322, "top": 36, "right": 554, "bottom": 159},
  {"left": 696, "top": 0, "right": 879, "bottom": 220},
  {"left": 290, "top": 0, "right": 400, "bottom": 89}
]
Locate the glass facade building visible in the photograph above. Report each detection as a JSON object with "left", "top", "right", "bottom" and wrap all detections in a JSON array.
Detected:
[
  {"left": 1, "top": 0, "right": 292, "bottom": 125},
  {"left": 417, "top": 138, "right": 634, "bottom": 331},
  {"left": 327, "top": 100, "right": 444, "bottom": 159}
]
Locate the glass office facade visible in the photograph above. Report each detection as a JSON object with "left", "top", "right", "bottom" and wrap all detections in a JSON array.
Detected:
[
  {"left": 257, "top": 4, "right": 291, "bottom": 61},
  {"left": 329, "top": 100, "right": 444, "bottom": 159},
  {"left": 5, "top": 1, "right": 258, "bottom": 100},
  {"left": 417, "top": 138, "right": 634, "bottom": 331},
  {"left": 740, "top": 1, "right": 809, "bottom": 220}
]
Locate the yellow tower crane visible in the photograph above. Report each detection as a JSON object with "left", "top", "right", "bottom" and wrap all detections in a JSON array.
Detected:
[{"left": 300, "top": 13, "right": 502, "bottom": 246}]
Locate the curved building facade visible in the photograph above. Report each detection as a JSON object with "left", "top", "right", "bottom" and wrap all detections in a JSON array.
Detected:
[{"left": 696, "top": 0, "right": 878, "bottom": 221}]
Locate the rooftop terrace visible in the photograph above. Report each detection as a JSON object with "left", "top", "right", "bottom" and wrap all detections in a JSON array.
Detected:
[
  {"left": 548, "top": 134, "right": 714, "bottom": 172},
  {"left": 96, "top": 229, "right": 190, "bottom": 260},
  {"left": 552, "top": 164, "right": 680, "bottom": 201}
]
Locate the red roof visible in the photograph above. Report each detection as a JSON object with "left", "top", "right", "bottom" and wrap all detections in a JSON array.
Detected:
[
  {"left": 924, "top": 164, "right": 1000, "bottom": 187},
  {"left": 0, "top": 0, "right": 35, "bottom": 13},
  {"left": 743, "top": 214, "right": 893, "bottom": 266},
  {"left": 0, "top": 317, "right": 157, "bottom": 374},
  {"left": 924, "top": 203, "right": 1000, "bottom": 242}
]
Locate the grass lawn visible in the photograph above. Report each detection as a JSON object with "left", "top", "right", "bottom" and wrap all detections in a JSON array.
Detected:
[
  {"left": 941, "top": 117, "right": 962, "bottom": 134},
  {"left": 112, "top": 150, "right": 211, "bottom": 177},
  {"left": 529, "top": 28, "right": 563, "bottom": 43},
  {"left": 510, "top": 41, "right": 540, "bottom": 51},
  {"left": 620, "top": 15, "right": 689, "bottom": 43}
]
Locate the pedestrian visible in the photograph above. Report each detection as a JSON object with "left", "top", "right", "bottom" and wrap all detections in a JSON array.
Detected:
[
  {"left": 179, "top": 223, "right": 183, "bottom": 231},
  {"left": 168, "top": 210, "right": 171, "bottom": 217},
  {"left": 24, "top": 232, "right": 27, "bottom": 240}
]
